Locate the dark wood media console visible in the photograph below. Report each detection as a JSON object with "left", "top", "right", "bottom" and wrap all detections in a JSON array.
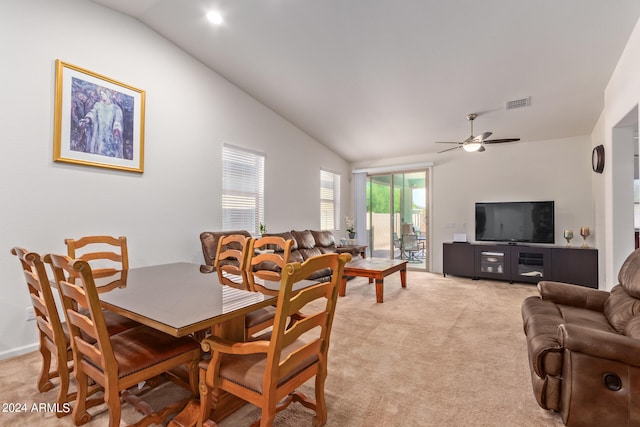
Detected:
[{"left": 443, "top": 242, "right": 598, "bottom": 288}]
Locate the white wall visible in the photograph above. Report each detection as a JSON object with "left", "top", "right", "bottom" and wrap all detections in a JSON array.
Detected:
[
  {"left": 352, "top": 135, "right": 595, "bottom": 278},
  {"left": 596, "top": 17, "right": 640, "bottom": 289},
  {"left": 0, "top": 0, "right": 350, "bottom": 358}
]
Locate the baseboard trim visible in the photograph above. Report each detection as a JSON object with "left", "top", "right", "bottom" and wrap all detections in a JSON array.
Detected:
[{"left": 0, "top": 343, "right": 38, "bottom": 360}]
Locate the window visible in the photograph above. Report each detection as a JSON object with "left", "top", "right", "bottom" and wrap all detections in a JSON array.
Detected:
[
  {"left": 320, "top": 169, "right": 341, "bottom": 230},
  {"left": 222, "top": 144, "right": 264, "bottom": 234}
]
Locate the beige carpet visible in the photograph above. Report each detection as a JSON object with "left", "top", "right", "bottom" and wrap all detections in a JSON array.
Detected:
[{"left": 0, "top": 271, "right": 564, "bottom": 426}]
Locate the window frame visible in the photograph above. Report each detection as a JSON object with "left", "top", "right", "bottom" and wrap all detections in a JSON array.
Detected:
[
  {"left": 221, "top": 143, "right": 265, "bottom": 235},
  {"left": 320, "top": 169, "right": 341, "bottom": 231}
]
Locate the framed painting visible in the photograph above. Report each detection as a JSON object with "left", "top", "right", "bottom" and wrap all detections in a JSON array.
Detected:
[{"left": 53, "top": 60, "right": 145, "bottom": 173}]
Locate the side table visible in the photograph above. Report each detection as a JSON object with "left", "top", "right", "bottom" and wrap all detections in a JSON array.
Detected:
[{"left": 337, "top": 245, "right": 367, "bottom": 259}]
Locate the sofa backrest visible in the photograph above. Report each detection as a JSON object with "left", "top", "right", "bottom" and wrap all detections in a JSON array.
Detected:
[
  {"left": 263, "top": 231, "right": 304, "bottom": 264},
  {"left": 292, "top": 230, "right": 324, "bottom": 260},
  {"left": 263, "top": 229, "right": 336, "bottom": 281},
  {"left": 201, "top": 229, "right": 338, "bottom": 281}
]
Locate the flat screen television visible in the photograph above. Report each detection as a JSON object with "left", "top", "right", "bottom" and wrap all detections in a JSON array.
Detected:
[{"left": 475, "top": 201, "right": 554, "bottom": 244}]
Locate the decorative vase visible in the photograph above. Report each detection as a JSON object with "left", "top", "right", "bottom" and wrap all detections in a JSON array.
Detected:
[
  {"left": 563, "top": 229, "right": 574, "bottom": 246},
  {"left": 348, "top": 232, "right": 356, "bottom": 239},
  {"left": 580, "top": 227, "right": 590, "bottom": 248}
]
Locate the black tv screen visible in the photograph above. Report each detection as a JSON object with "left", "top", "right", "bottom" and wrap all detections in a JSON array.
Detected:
[{"left": 475, "top": 201, "right": 554, "bottom": 244}]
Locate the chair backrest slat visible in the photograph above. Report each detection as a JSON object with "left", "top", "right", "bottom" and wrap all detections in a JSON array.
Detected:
[
  {"left": 46, "top": 254, "right": 118, "bottom": 378},
  {"left": 215, "top": 235, "right": 250, "bottom": 290},
  {"left": 65, "top": 236, "right": 128, "bottom": 286},
  {"left": 262, "top": 252, "right": 350, "bottom": 394},
  {"left": 81, "top": 252, "right": 123, "bottom": 263},
  {"left": 11, "top": 248, "right": 67, "bottom": 350},
  {"left": 246, "top": 236, "right": 294, "bottom": 295}
]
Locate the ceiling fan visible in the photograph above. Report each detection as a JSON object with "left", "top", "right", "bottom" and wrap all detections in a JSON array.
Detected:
[{"left": 436, "top": 113, "right": 520, "bottom": 153}]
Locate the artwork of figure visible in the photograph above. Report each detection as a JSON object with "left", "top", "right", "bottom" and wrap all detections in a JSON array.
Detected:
[{"left": 69, "top": 78, "right": 134, "bottom": 160}]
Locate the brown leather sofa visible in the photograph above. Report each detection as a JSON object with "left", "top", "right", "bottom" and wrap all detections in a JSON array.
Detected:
[
  {"left": 521, "top": 248, "right": 640, "bottom": 426},
  {"left": 263, "top": 230, "right": 341, "bottom": 282},
  {"left": 200, "top": 229, "right": 357, "bottom": 281}
]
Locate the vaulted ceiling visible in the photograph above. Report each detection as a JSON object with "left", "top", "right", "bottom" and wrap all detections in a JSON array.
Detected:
[{"left": 89, "top": 0, "right": 640, "bottom": 162}]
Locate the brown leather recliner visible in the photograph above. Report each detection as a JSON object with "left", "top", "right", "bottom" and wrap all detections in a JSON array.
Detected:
[{"left": 522, "top": 248, "right": 640, "bottom": 426}]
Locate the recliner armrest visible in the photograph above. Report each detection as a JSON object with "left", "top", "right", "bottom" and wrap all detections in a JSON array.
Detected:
[
  {"left": 559, "top": 324, "right": 640, "bottom": 366},
  {"left": 538, "top": 281, "right": 609, "bottom": 312}
]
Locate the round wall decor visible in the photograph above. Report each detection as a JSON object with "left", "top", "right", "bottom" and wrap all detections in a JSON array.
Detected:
[{"left": 592, "top": 145, "right": 605, "bottom": 173}]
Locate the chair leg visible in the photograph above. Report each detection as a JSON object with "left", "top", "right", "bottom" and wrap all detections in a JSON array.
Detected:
[
  {"left": 72, "top": 369, "right": 92, "bottom": 426},
  {"left": 37, "top": 344, "right": 55, "bottom": 393},
  {"left": 55, "top": 354, "right": 72, "bottom": 418},
  {"left": 104, "top": 386, "right": 121, "bottom": 427},
  {"left": 255, "top": 392, "right": 278, "bottom": 427},
  {"left": 198, "top": 370, "right": 213, "bottom": 427},
  {"left": 259, "top": 406, "right": 276, "bottom": 427},
  {"left": 312, "top": 368, "right": 328, "bottom": 427}
]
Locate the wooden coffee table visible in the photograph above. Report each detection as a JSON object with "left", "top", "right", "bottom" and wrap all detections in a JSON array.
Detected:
[{"left": 339, "top": 258, "right": 407, "bottom": 303}]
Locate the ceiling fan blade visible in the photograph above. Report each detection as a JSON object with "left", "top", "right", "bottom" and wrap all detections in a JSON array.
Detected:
[
  {"left": 471, "top": 131, "right": 492, "bottom": 143},
  {"left": 438, "top": 146, "right": 462, "bottom": 153},
  {"left": 484, "top": 138, "right": 520, "bottom": 144},
  {"left": 478, "top": 145, "right": 486, "bottom": 152}
]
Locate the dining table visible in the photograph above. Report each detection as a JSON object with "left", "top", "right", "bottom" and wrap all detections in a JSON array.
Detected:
[
  {"left": 96, "top": 261, "right": 312, "bottom": 423},
  {"left": 99, "top": 262, "right": 277, "bottom": 340}
]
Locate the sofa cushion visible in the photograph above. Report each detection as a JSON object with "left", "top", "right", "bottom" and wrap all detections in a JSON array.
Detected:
[
  {"left": 604, "top": 284, "right": 640, "bottom": 333},
  {"left": 618, "top": 248, "right": 640, "bottom": 298},
  {"left": 311, "top": 230, "right": 337, "bottom": 253},
  {"left": 263, "top": 231, "right": 298, "bottom": 251},
  {"left": 292, "top": 230, "right": 316, "bottom": 249},
  {"left": 624, "top": 315, "right": 640, "bottom": 339}
]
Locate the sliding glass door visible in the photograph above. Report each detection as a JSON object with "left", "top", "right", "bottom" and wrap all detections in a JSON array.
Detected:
[
  {"left": 367, "top": 170, "right": 429, "bottom": 270},
  {"left": 367, "top": 175, "right": 396, "bottom": 260}
]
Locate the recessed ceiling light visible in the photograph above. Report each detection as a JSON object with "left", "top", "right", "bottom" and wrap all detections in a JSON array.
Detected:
[{"left": 206, "top": 11, "right": 223, "bottom": 25}]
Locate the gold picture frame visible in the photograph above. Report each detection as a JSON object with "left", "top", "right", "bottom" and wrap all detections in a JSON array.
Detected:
[{"left": 53, "top": 60, "right": 145, "bottom": 173}]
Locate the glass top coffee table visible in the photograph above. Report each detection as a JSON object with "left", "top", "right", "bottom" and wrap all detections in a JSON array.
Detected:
[{"left": 339, "top": 258, "right": 407, "bottom": 303}]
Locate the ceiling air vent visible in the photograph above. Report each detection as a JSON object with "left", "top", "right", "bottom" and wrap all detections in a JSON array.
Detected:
[{"left": 505, "top": 96, "right": 531, "bottom": 110}]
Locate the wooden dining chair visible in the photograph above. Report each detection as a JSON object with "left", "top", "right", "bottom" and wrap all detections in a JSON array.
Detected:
[
  {"left": 246, "top": 236, "right": 294, "bottom": 295},
  {"left": 214, "top": 234, "right": 250, "bottom": 290},
  {"left": 198, "top": 252, "right": 351, "bottom": 427},
  {"left": 11, "top": 247, "right": 138, "bottom": 417},
  {"left": 10, "top": 247, "right": 75, "bottom": 417},
  {"left": 65, "top": 235, "right": 129, "bottom": 292},
  {"left": 45, "top": 253, "right": 202, "bottom": 427},
  {"left": 243, "top": 236, "right": 295, "bottom": 339}
]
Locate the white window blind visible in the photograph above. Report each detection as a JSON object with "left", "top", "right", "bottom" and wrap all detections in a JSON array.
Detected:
[
  {"left": 320, "top": 169, "right": 341, "bottom": 230},
  {"left": 222, "top": 144, "right": 264, "bottom": 234}
]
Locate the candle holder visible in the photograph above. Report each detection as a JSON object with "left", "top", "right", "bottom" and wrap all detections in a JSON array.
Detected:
[
  {"left": 563, "top": 229, "right": 574, "bottom": 246},
  {"left": 580, "top": 227, "right": 590, "bottom": 248}
]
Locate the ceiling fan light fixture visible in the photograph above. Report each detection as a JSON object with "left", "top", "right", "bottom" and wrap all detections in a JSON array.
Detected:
[
  {"left": 435, "top": 112, "right": 519, "bottom": 154},
  {"left": 463, "top": 141, "right": 482, "bottom": 152}
]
